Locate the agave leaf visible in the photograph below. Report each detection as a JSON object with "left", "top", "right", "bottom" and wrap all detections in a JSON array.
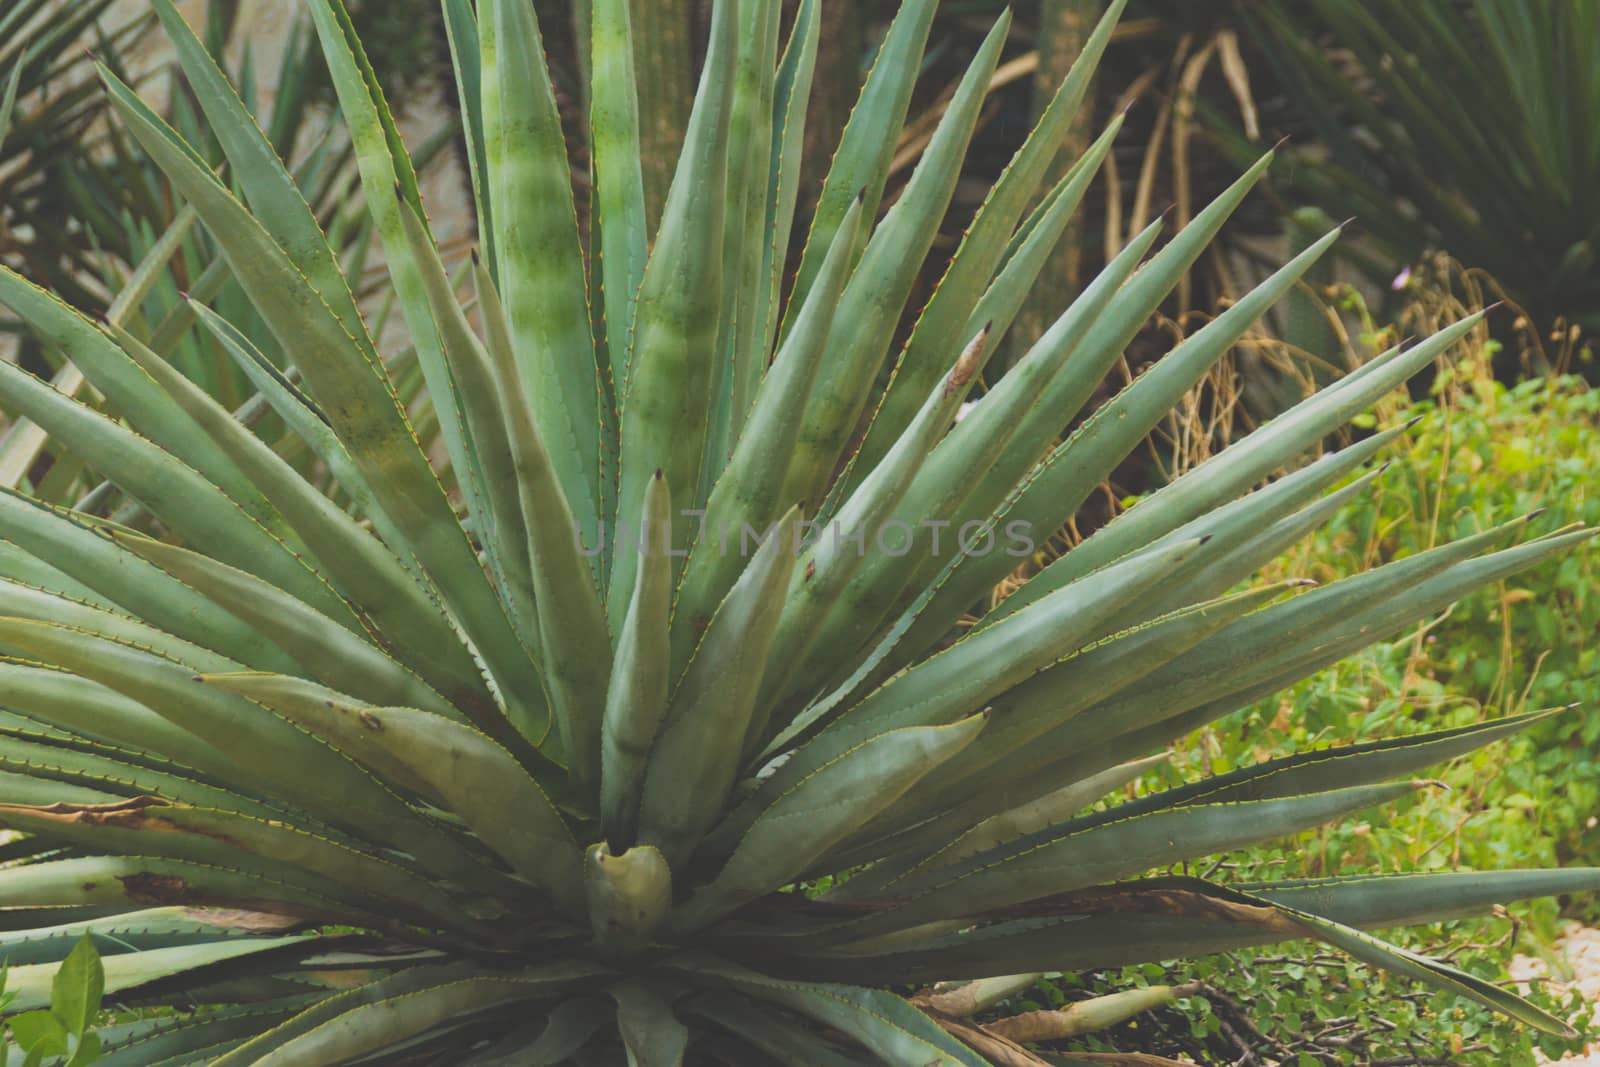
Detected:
[
  {"left": 0, "top": 726, "right": 300, "bottom": 824},
  {"left": 610, "top": 0, "right": 739, "bottom": 622},
  {"left": 955, "top": 222, "right": 1347, "bottom": 610},
  {"left": 0, "top": 619, "right": 503, "bottom": 892},
  {"left": 1008, "top": 518, "right": 1539, "bottom": 776},
  {"left": 586, "top": 844, "right": 672, "bottom": 955},
  {"left": 1123, "top": 462, "right": 1388, "bottom": 624},
  {"left": 461, "top": 997, "right": 612, "bottom": 1066},
  {"left": 755, "top": 330, "right": 995, "bottom": 733},
  {"left": 0, "top": 907, "right": 302, "bottom": 968},
  {"left": 1013, "top": 528, "right": 1599, "bottom": 813},
  {"left": 183, "top": 300, "right": 392, "bottom": 537},
  {"left": 601, "top": 471, "right": 673, "bottom": 847},
  {"left": 777, "top": 10, "right": 1010, "bottom": 511},
  {"left": 481, "top": 0, "right": 606, "bottom": 561},
  {"left": 463, "top": 239, "right": 613, "bottom": 792},
  {"left": 676, "top": 716, "right": 987, "bottom": 933},
  {"left": 102, "top": 321, "right": 468, "bottom": 694},
  {"left": 799, "top": 870, "right": 1600, "bottom": 988},
  {"left": 0, "top": 486, "right": 294, "bottom": 684},
  {"left": 442, "top": 0, "right": 493, "bottom": 276},
  {"left": 0, "top": 854, "right": 346, "bottom": 928},
  {"left": 1248, "top": 868, "right": 1600, "bottom": 928},
  {"left": 297, "top": 0, "right": 494, "bottom": 541},
  {"left": 865, "top": 153, "right": 1283, "bottom": 664},
  {"left": 1284, "top": 905, "right": 1575, "bottom": 1036},
  {"left": 196, "top": 673, "right": 584, "bottom": 915},
  {"left": 393, "top": 198, "right": 538, "bottom": 644},
  {"left": 3, "top": 934, "right": 310, "bottom": 1013},
  {"left": 0, "top": 57, "right": 21, "bottom": 144},
  {"left": 776, "top": 0, "right": 938, "bottom": 333},
  {"left": 888, "top": 710, "right": 1560, "bottom": 902},
  {"left": 230, "top": 967, "right": 606, "bottom": 1067},
  {"left": 0, "top": 264, "right": 261, "bottom": 511},
  {"left": 91, "top": 999, "right": 319, "bottom": 1067},
  {"left": 0, "top": 575, "right": 244, "bottom": 676},
  {"left": 183, "top": 301, "right": 396, "bottom": 543},
  {"left": 211, "top": 964, "right": 487, "bottom": 1066},
  {"left": 845, "top": 782, "right": 1418, "bottom": 941},
  {"left": 96, "top": 63, "right": 552, "bottom": 748},
  {"left": 670, "top": 955, "right": 988, "bottom": 1067},
  {"left": 0, "top": 799, "right": 465, "bottom": 930},
  {"left": 703, "top": 0, "right": 780, "bottom": 485},
  {"left": 183, "top": 301, "right": 506, "bottom": 719},
  {"left": 0, "top": 771, "right": 120, "bottom": 809},
  {"left": 752, "top": 535, "right": 1208, "bottom": 818},
  {"left": 981, "top": 311, "right": 1488, "bottom": 628},
  {"left": 905, "top": 583, "right": 1305, "bottom": 822},
  {"left": 589, "top": 0, "right": 648, "bottom": 379},
  {"left": 638, "top": 507, "right": 800, "bottom": 868},
  {"left": 0, "top": 357, "right": 347, "bottom": 622},
  {"left": 670, "top": 195, "right": 866, "bottom": 676},
  {"left": 103, "top": 513, "right": 459, "bottom": 723},
  {"left": 749, "top": 0, "right": 821, "bottom": 377},
  {"left": 0, "top": 518, "right": 114, "bottom": 607},
  {"left": 841, "top": 755, "right": 1171, "bottom": 901},
  {"left": 613, "top": 979, "right": 690, "bottom": 1067},
  {"left": 783, "top": 213, "right": 1163, "bottom": 696},
  {"left": 844, "top": 0, "right": 1130, "bottom": 488},
  {"left": 1159, "top": 707, "right": 1565, "bottom": 808},
  {"left": 683, "top": 991, "right": 875, "bottom": 1066}
]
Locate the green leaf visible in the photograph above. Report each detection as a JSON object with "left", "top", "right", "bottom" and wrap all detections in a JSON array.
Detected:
[
  {"left": 670, "top": 194, "right": 866, "bottom": 676},
  {"left": 481, "top": 0, "right": 605, "bottom": 561},
  {"left": 678, "top": 715, "right": 987, "bottom": 932},
  {"left": 777, "top": 0, "right": 938, "bottom": 333},
  {"left": 844, "top": 0, "right": 1130, "bottom": 489},
  {"left": 3, "top": 925, "right": 308, "bottom": 1012},
  {"left": 297, "top": 0, "right": 491, "bottom": 544},
  {"left": 51, "top": 935, "right": 105, "bottom": 1037},
  {"left": 638, "top": 506, "right": 801, "bottom": 868},
  {"left": 464, "top": 239, "right": 612, "bottom": 790},
  {"left": 97, "top": 63, "right": 550, "bottom": 750},
  {"left": 234, "top": 967, "right": 602, "bottom": 1067},
  {"left": 8, "top": 1010, "right": 68, "bottom": 1056},
  {"left": 777, "top": 10, "right": 1010, "bottom": 512},
  {"left": 601, "top": 471, "right": 673, "bottom": 848},
  {"left": 196, "top": 673, "right": 583, "bottom": 915},
  {"left": 610, "top": 0, "right": 740, "bottom": 624},
  {"left": 612, "top": 979, "right": 689, "bottom": 1067},
  {"left": 589, "top": 0, "right": 648, "bottom": 378},
  {"left": 841, "top": 782, "right": 1418, "bottom": 942},
  {"left": 670, "top": 955, "right": 989, "bottom": 1067}
]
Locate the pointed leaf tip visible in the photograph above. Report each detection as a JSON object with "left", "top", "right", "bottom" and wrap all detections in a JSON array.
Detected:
[{"left": 1273, "top": 133, "right": 1291, "bottom": 151}]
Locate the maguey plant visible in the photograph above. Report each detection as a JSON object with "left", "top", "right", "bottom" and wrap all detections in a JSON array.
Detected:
[{"left": 0, "top": 1, "right": 1593, "bottom": 1064}]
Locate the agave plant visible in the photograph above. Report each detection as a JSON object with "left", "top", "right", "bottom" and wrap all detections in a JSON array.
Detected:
[{"left": 0, "top": 0, "right": 1594, "bottom": 1063}]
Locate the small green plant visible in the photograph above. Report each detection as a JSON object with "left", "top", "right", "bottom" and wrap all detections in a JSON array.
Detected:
[
  {"left": 3, "top": 936, "right": 105, "bottom": 1067},
  {"left": 0, "top": 1, "right": 1594, "bottom": 1063}
]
